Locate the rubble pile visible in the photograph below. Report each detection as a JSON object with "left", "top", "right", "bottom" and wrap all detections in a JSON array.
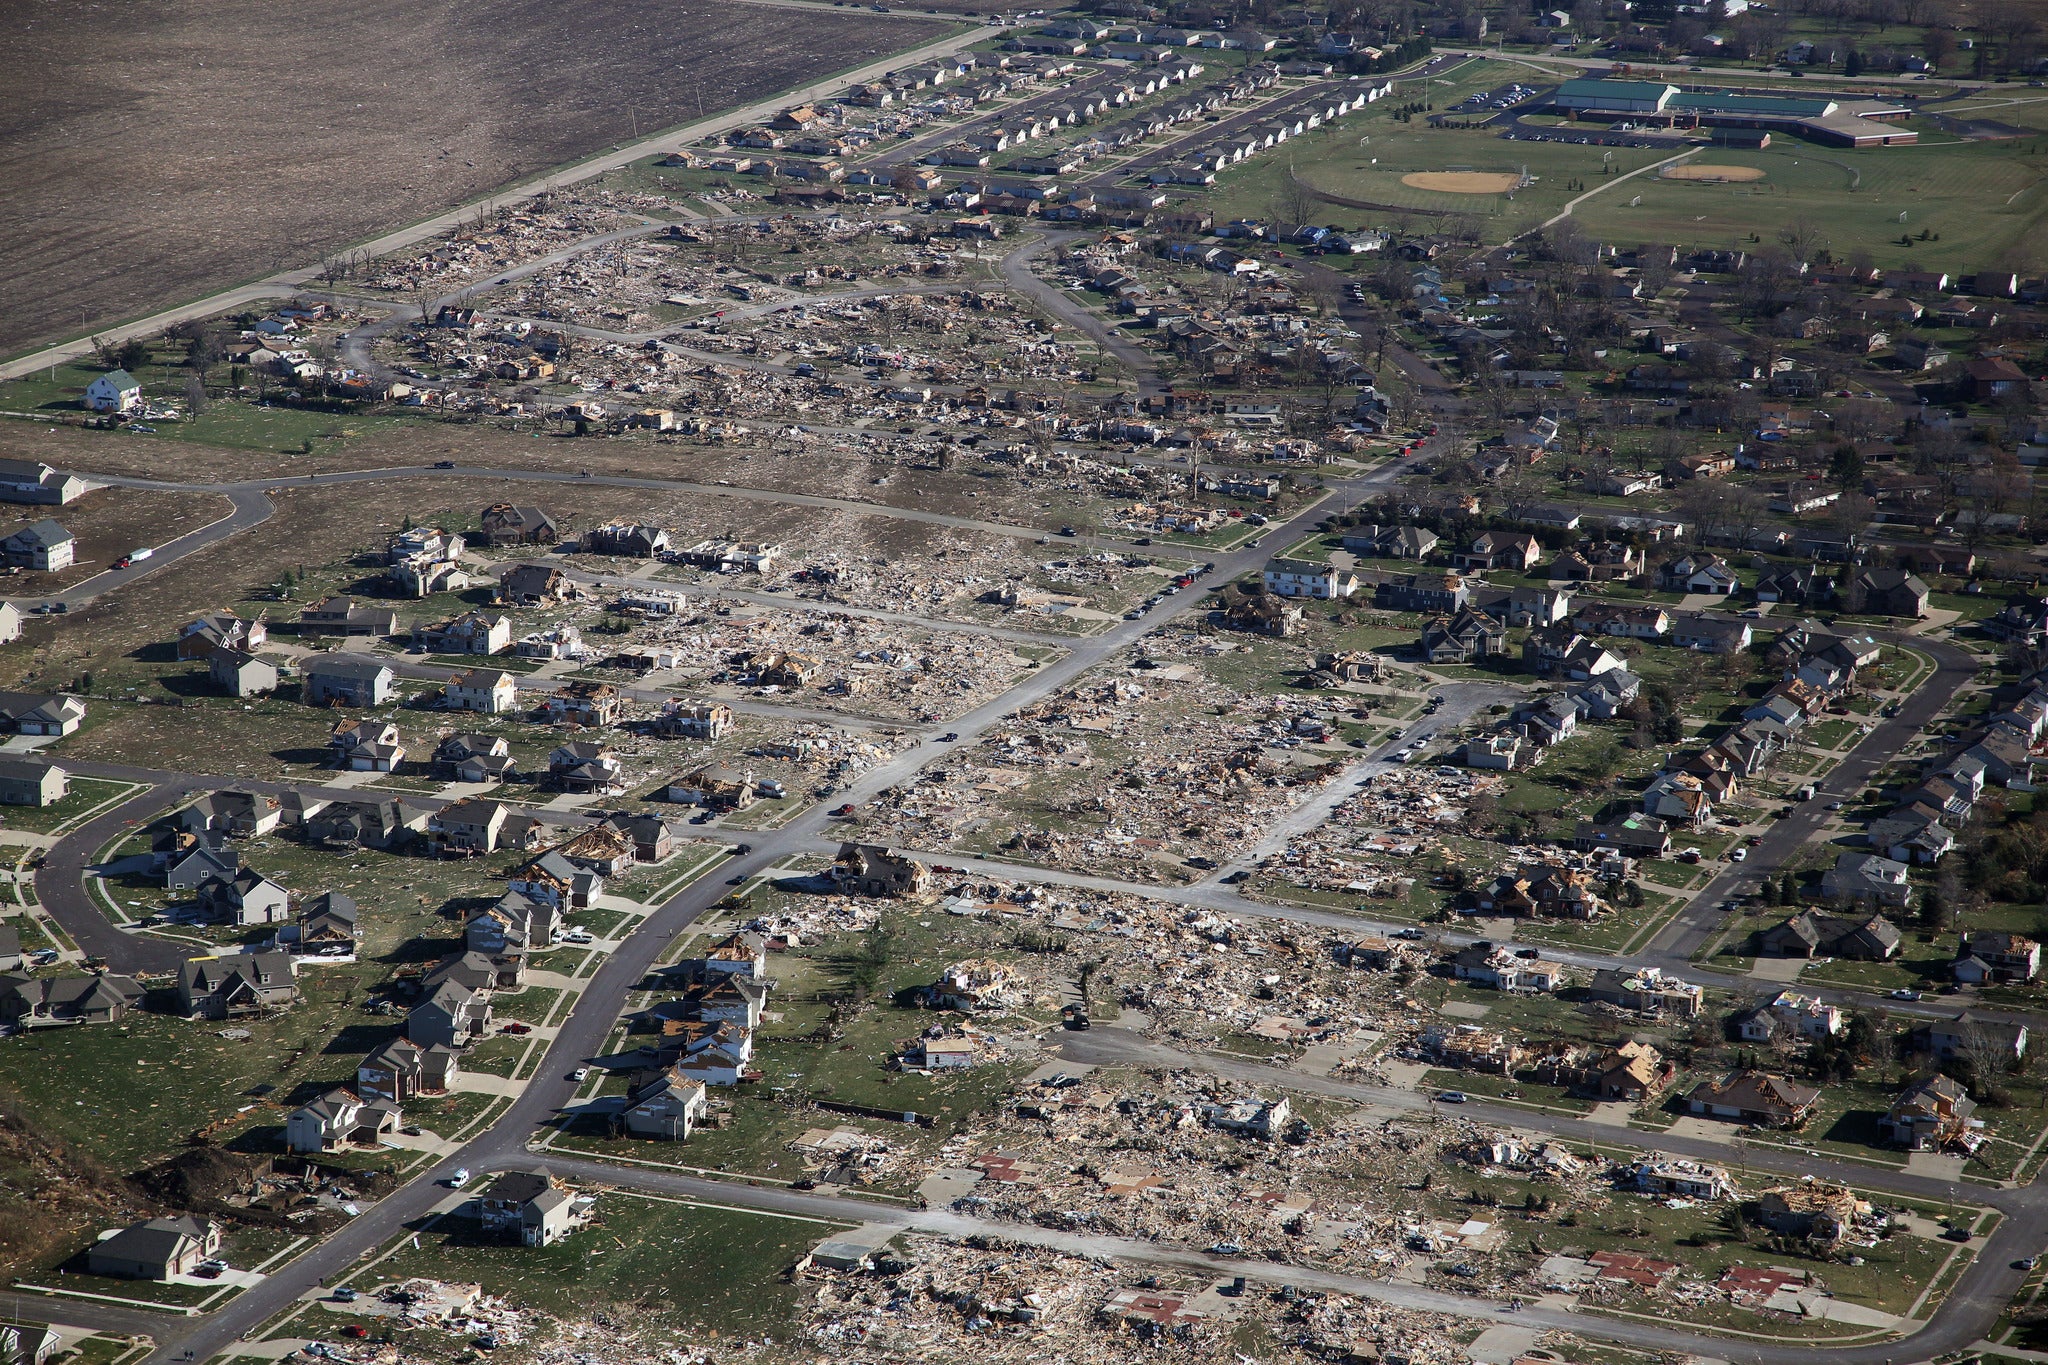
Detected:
[
  {"left": 803, "top": 1233, "right": 1477, "bottom": 1364},
  {"left": 753, "top": 533, "right": 1182, "bottom": 631},
  {"left": 861, "top": 638, "right": 1348, "bottom": 879},
  {"left": 362, "top": 192, "right": 645, "bottom": 294},
  {"left": 722, "top": 288, "right": 1092, "bottom": 385},
  {"left": 1266, "top": 765, "right": 1502, "bottom": 898},
  {"left": 608, "top": 600, "right": 1048, "bottom": 723},
  {"left": 473, "top": 214, "right": 957, "bottom": 334}
]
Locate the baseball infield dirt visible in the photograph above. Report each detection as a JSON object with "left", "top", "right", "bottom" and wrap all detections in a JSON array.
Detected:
[
  {"left": 1400, "top": 171, "right": 1524, "bottom": 193},
  {"left": 1660, "top": 163, "right": 1769, "bottom": 181}
]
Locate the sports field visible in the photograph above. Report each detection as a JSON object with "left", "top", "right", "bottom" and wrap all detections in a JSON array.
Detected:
[
  {"left": 1571, "top": 135, "right": 2048, "bottom": 270},
  {"left": 1195, "top": 56, "right": 2048, "bottom": 269}
]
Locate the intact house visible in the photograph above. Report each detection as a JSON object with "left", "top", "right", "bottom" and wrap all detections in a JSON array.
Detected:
[
  {"left": 480, "top": 504, "right": 559, "bottom": 546},
  {"left": 82, "top": 369, "right": 142, "bottom": 413},
  {"left": 549, "top": 741, "right": 624, "bottom": 794},
  {"left": 197, "top": 867, "right": 294, "bottom": 926},
  {"left": 86, "top": 1216, "right": 220, "bottom": 1280},
  {"left": 443, "top": 667, "right": 518, "bottom": 714},
  {"left": 1420, "top": 608, "right": 1508, "bottom": 663},
  {"left": 473, "top": 1168, "right": 588, "bottom": 1247},
  {"left": 177, "top": 951, "right": 300, "bottom": 1019},
  {"left": 622, "top": 1074, "right": 710, "bottom": 1140},
  {"left": 358, "top": 1035, "right": 460, "bottom": 1101},
  {"left": 1923, "top": 1011, "right": 2028, "bottom": 1063},
  {"left": 1684, "top": 1070, "right": 1820, "bottom": 1128},
  {"left": 1263, "top": 559, "right": 1359, "bottom": 599},
  {"left": 303, "top": 655, "right": 396, "bottom": 708},
  {"left": 1454, "top": 532, "right": 1542, "bottom": 572},
  {"left": 1671, "top": 614, "right": 1752, "bottom": 654},
  {"left": 1759, "top": 907, "right": 1902, "bottom": 959},
  {"left": 1849, "top": 567, "right": 1930, "bottom": 618},
  {"left": 2, "top": 520, "right": 75, "bottom": 571},
  {"left": 209, "top": 648, "right": 278, "bottom": 698},
  {"left": 298, "top": 596, "right": 398, "bottom": 637},
  {"left": 435, "top": 733, "right": 517, "bottom": 784},
  {"left": 0, "top": 757, "right": 66, "bottom": 807},
  {"left": 1660, "top": 553, "right": 1738, "bottom": 595},
  {"left": 284, "top": 1088, "right": 401, "bottom": 1154},
  {"left": 409, "top": 978, "right": 492, "bottom": 1049},
  {"left": 0, "top": 459, "right": 87, "bottom": 505},
  {"left": 1818, "top": 853, "right": 1913, "bottom": 909},
  {"left": 0, "top": 972, "right": 144, "bottom": 1027}
]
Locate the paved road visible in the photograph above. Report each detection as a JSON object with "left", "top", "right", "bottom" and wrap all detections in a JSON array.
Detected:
[
  {"left": 118, "top": 433, "right": 1420, "bottom": 1365},
  {"left": 1056, "top": 1026, "right": 2043, "bottom": 1365},
  {"left": 1644, "top": 632, "right": 1979, "bottom": 965},
  {"left": 0, "top": 22, "right": 998, "bottom": 384},
  {"left": 998, "top": 231, "right": 1166, "bottom": 393}
]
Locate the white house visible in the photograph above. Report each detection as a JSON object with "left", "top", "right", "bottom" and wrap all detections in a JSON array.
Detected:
[
  {"left": 444, "top": 668, "right": 519, "bottom": 715},
  {"left": 1263, "top": 558, "right": 1359, "bottom": 600},
  {"left": 83, "top": 369, "right": 142, "bottom": 414}
]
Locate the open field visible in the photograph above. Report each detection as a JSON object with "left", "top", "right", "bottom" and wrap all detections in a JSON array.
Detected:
[
  {"left": 1192, "top": 54, "right": 2048, "bottom": 269},
  {"left": 1571, "top": 134, "right": 2048, "bottom": 270},
  {"left": 370, "top": 1193, "right": 838, "bottom": 1343},
  {"left": 0, "top": 0, "right": 950, "bottom": 360}
]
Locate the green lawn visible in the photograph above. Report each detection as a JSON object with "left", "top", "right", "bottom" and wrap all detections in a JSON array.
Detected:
[
  {"left": 0, "top": 779, "right": 142, "bottom": 836},
  {"left": 0, "top": 963, "right": 400, "bottom": 1175},
  {"left": 370, "top": 1193, "right": 839, "bottom": 1342}
]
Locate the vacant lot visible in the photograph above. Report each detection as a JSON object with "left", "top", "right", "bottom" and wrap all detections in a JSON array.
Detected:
[
  {"left": 0, "top": 0, "right": 948, "bottom": 359},
  {"left": 372, "top": 1193, "right": 838, "bottom": 1343}
]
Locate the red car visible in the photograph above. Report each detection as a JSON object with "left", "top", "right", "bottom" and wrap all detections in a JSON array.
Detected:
[
  {"left": 831, "top": 803, "right": 857, "bottom": 817},
  {"left": 341, "top": 1327, "right": 369, "bottom": 1340},
  {"left": 112, "top": 555, "right": 132, "bottom": 569},
  {"left": 500, "top": 1022, "right": 532, "bottom": 1035}
]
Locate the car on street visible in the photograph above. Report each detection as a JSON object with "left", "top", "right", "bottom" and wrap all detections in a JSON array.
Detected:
[
  {"left": 1890, "top": 989, "right": 1922, "bottom": 1001},
  {"left": 1730, "top": 848, "right": 1747, "bottom": 861},
  {"left": 1826, "top": 801, "right": 1845, "bottom": 810},
  {"left": 2017, "top": 1257, "right": 2037, "bottom": 1270},
  {"left": 832, "top": 803, "right": 857, "bottom": 817},
  {"left": 1436, "top": 1090, "right": 1467, "bottom": 1103},
  {"left": 446, "top": 1168, "right": 470, "bottom": 1188},
  {"left": 1391, "top": 927, "right": 1426, "bottom": 940},
  {"left": 571, "top": 1067, "right": 589, "bottom": 1082}
]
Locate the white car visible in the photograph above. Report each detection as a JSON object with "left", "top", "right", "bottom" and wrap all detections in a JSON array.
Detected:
[
  {"left": 571, "top": 1067, "right": 590, "bottom": 1083},
  {"left": 446, "top": 1168, "right": 471, "bottom": 1189},
  {"left": 1730, "top": 848, "right": 1747, "bottom": 861}
]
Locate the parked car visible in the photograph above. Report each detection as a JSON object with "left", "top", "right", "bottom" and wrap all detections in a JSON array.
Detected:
[
  {"left": 446, "top": 1168, "right": 471, "bottom": 1189},
  {"left": 570, "top": 1067, "right": 590, "bottom": 1082},
  {"left": 1890, "top": 988, "right": 1922, "bottom": 1001},
  {"left": 1437, "top": 1090, "right": 1467, "bottom": 1103}
]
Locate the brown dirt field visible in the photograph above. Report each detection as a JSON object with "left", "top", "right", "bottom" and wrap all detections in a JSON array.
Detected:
[
  {"left": 1661, "top": 163, "right": 1768, "bottom": 182},
  {"left": 0, "top": 486, "right": 229, "bottom": 591},
  {"left": 0, "top": 0, "right": 947, "bottom": 359},
  {"left": 1400, "top": 171, "right": 1523, "bottom": 193},
  {"left": 0, "top": 419, "right": 1142, "bottom": 537}
]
